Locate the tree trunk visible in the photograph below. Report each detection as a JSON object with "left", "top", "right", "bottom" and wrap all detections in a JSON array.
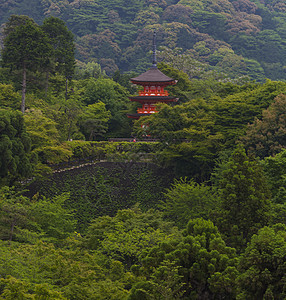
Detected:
[
  {"left": 89, "top": 130, "right": 94, "bottom": 141},
  {"left": 65, "top": 77, "right": 68, "bottom": 100},
  {"left": 21, "top": 65, "right": 27, "bottom": 113},
  {"left": 45, "top": 71, "right": 49, "bottom": 99},
  {"left": 67, "top": 117, "right": 72, "bottom": 141},
  {"left": 8, "top": 221, "right": 15, "bottom": 245}
]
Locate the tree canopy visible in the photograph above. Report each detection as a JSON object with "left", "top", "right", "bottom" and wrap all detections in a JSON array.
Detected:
[{"left": 1, "top": 10, "right": 286, "bottom": 300}]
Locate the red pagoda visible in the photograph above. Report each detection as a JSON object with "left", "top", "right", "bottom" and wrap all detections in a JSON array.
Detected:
[{"left": 127, "top": 31, "right": 178, "bottom": 120}]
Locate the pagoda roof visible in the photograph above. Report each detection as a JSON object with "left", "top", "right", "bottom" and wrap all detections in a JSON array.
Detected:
[{"left": 131, "top": 67, "right": 176, "bottom": 85}]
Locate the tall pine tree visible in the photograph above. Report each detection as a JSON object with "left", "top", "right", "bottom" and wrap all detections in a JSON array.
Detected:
[
  {"left": 1, "top": 16, "right": 52, "bottom": 113},
  {"left": 41, "top": 16, "right": 75, "bottom": 98}
]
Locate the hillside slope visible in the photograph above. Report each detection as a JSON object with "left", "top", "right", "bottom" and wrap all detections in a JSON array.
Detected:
[{"left": 1, "top": 0, "right": 286, "bottom": 80}]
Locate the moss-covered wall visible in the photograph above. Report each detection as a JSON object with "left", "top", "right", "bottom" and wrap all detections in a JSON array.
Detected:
[{"left": 25, "top": 162, "right": 174, "bottom": 231}]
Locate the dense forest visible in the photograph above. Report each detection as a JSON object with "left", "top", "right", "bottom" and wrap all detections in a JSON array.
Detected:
[
  {"left": 2, "top": 0, "right": 286, "bottom": 80},
  {"left": 1, "top": 1, "right": 286, "bottom": 299}
]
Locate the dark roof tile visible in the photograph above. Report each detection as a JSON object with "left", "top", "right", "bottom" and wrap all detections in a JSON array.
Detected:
[{"left": 131, "top": 67, "right": 175, "bottom": 83}]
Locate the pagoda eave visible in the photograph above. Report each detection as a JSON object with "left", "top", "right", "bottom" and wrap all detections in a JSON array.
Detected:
[
  {"left": 127, "top": 113, "right": 152, "bottom": 120},
  {"left": 130, "top": 80, "right": 176, "bottom": 86},
  {"left": 129, "top": 96, "right": 177, "bottom": 103}
]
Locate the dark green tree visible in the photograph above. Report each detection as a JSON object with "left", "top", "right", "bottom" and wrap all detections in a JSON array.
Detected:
[
  {"left": 1, "top": 16, "right": 52, "bottom": 113},
  {"left": 157, "top": 62, "right": 193, "bottom": 103},
  {"left": 2, "top": 15, "right": 34, "bottom": 38},
  {"left": 237, "top": 225, "right": 286, "bottom": 299},
  {"left": 241, "top": 94, "right": 286, "bottom": 158},
  {"left": 261, "top": 150, "right": 286, "bottom": 225},
  {"left": 0, "top": 109, "right": 32, "bottom": 186},
  {"left": 0, "top": 187, "right": 29, "bottom": 243},
  {"left": 215, "top": 146, "right": 271, "bottom": 249},
  {"left": 130, "top": 218, "right": 238, "bottom": 299},
  {"left": 261, "top": 149, "right": 286, "bottom": 203},
  {"left": 41, "top": 16, "right": 75, "bottom": 97},
  {"left": 192, "top": 11, "right": 228, "bottom": 40}
]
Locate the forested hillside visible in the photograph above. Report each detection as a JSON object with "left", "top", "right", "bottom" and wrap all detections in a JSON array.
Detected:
[
  {"left": 2, "top": 0, "right": 286, "bottom": 80},
  {"left": 1, "top": 1, "right": 286, "bottom": 299}
]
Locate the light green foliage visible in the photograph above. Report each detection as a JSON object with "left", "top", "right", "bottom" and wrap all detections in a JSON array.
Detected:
[
  {"left": 215, "top": 146, "right": 271, "bottom": 249},
  {"left": 24, "top": 109, "right": 60, "bottom": 149},
  {"left": 129, "top": 260, "right": 186, "bottom": 299},
  {"left": 149, "top": 260, "right": 186, "bottom": 299},
  {"left": 212, "top": 80, "right": 286, "bottom": 146},
  {"left": 131, "top": 218, "right": 238, "bottom": 299},
  {"left": 157, "top": 53, "right": 209, "bottom": 89},
  {"left": 66, "top": 140, "right": 101, "bottom": 159},
  {"left": 0, "top": 241, "right": 131, "bottom": 299},
  {"left": 28, "top": 193, "right": 77, "bottom": 240},
  {"left": 48, "top": 73, "right": 67, "bottom": 97},
  {"left": 78, "top": 101, "right": 111, "bottom": 140},
  {"left": 85, "top": 207, "right": 179, "bottom": 267},
  {"left": 75, "top": 61, "right": 107, "bottom": 79},
  {"left": 102, "top": 226, "right": 171, "bottom": 267},
  {"left": 158, "top": 62, "right": 253, "bottom": 100},
  {"left": 55, "top": 94, "right": 84, "bottom": 141},
  {"left": 82, "top": 77, "right": 131, "bottom": 137},
  {"left": 33, "top": 145, "right": 72, "bottom": 165},
  {"left": 237, "top": 225, "right": 286, "bottom": 299},
  {"left": 0, "top": 204, "right": 183, "bottom": 299},
  {"left": 0, "top": 276, "right": 67, "bottom": 299},
  {"left": 23, "top": 108, "right": 74, "bottom": 166},
  {"left": 83, "top": 77, "right": 128, "bottom": 109},
  {"left": 0, "top": 187, "right": 76, "bottom": 243},
  {"left": 0, "top": 83, "right": 20, "bottom": 109},
  {"left": 160, "top": 178, "right": 219, "bottom": 228},
  {"left": 21, "top": 140, "right": 160, "bottom": 169}
]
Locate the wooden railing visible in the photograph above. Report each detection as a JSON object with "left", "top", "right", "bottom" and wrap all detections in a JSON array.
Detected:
[
  {"left": 137, "top": 108, "right": 158, "bottom": 114},
  {"left": 139, "top": 91, "right": 169, "bottom": 96}
]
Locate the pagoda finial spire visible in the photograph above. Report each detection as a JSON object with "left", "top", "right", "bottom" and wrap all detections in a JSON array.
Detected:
[{"left": 152, "top": 30, "right": 157, "bottom": 68}]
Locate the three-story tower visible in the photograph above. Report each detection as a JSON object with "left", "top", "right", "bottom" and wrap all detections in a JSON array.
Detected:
[{"left": 127, "top": 31, "right": 178, "bottom": 120}]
